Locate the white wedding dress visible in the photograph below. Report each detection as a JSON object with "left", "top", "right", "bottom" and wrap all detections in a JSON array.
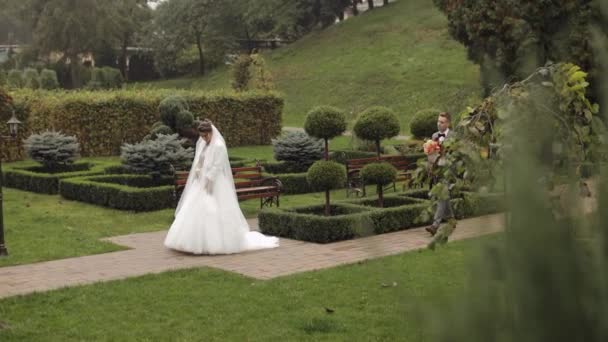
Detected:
[{"left": 164, "top": 125, "right": 279, "bottom": 254}]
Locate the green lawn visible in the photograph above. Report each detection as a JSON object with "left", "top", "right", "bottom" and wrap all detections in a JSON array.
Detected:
[
  {"left": 229, "top": 135, "right": 408, "bottom": 162},
  {"left": 0, "top": 181, "right": 400, "bottom": 268},
  {"left": 0, "top": 235, "right": 499, "bottom": 341},
  {"left": 131, "top": 0, "right": 481, "bottom": 132},
  {"left": 0, "top": 140, "right": 416, "bottom": 268}
]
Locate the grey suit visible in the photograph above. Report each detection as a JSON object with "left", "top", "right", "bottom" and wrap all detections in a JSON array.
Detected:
[{"left": 430, "top": 129, "right": 453, "bottom": 229}]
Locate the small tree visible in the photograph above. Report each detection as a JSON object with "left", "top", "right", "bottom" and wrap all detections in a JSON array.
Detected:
[
  {"left": 121, "top": 134, "right": 194, "bottom": 178},
  {"left": 272, "top": 131, "right": 324, "bottom": 172},
  {"left": 304, "top": 105, "right": 347, "bottom": 160},
  {"left": 156, "top": 95, "right": 194, "bottom": 139},
  {"left": 0, "top": 71, "right": 7, "bottom": 86},
  {"left": 250, "top": 53, "right": 274, "bottom": 91},
  {"left": 307, "top": 160, "right": 347, "bottom": 216},
  {"left": 24, "top": 131, "right": 81, "bottom": 171},
  {"left": 360, "top": 162, "right": 397, "bottom": 208},
  {"left": 410, "top": 109, "right": 440, "bottom": 139},
  {"left": 40, "top": 69, "right": 60, "bottom": 90},
  {"left": 231, "top": 54, "right": 253, "bottom": 92},
  {"left": 353, "top": 106, "right": 400, "bottom": 157}
]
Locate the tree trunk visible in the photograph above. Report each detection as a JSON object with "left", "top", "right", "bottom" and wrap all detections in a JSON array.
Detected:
[
  {"left": 352, "top": 0, "right": 359, "bottom": 15},
  {"left": 324, "top": 138, "right": 329, "bottom": 160},
  {"left": 325, "top": 190, "right": 331, "bottom": 216},
  {"left": 378, "top": 185, "right": 384, "bottom": 207},
  {"left": 367, "top": 0, "right": 374, "bottom": 10},
  {"left": 375, "top": 140, "right": 381, "bottom": 159},
  {"left": 195, "top": 34, "right": 205, "bottom": 76},
  {"left": 337, "top": 10, "right": 345, "bottom": 21},
  {"left": 68, "top": 54, "right": 80, "bottom": 89},
  {"left": 383, "top": 0, "right": 389, "bottom": 6},
  {"left": 119, "top": 33, "right": 130, "bottom": 81}
]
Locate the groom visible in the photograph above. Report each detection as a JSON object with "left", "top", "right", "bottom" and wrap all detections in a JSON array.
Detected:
[{"left": 426, "top": 111, "right": 454, "bottom": 236}]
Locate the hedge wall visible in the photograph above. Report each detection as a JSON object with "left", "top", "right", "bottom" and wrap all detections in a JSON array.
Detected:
[
  {"left": 258, "top": 192, "right": 505, "bottom": 243},
  {"left": 2, "top": 161, "right": 116, "bottom": 194},
  {"left": 259, "top": 203, "right": 375, "bottom": 243},
  {"left": 59, "top": 174, "right": 174, "bottom": 211},
  {"left": 10, "top": 89, "right": 284, "bottom": 157}
]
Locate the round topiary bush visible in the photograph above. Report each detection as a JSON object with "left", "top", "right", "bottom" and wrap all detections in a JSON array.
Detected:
[
  {"left": 410, "top": 109, "right": 439, "bottom": 139},
  {"left": 0, "top": 71, "right": 6, "bottom": 86},
  {"left": 272, "top": 131, "right": 324, "bottom": 172},
  {"left": 151, "top": 124, "right": 174, "bottom": 137},
  {"left": 40, "top": 69, "right": 60, "bottom": 90},
  {"left": 353, "top": 106, "right": 400, "bottom": 156},
  {"left": 304, "top": 105, "right": 347, "bottom": 159},
  {"left": 307, "top": 160, "right": 347, "bottom": 216},
  {"left": 175, "top": 110, "right": 194, "bottom": 131},
  {"left": 159, "top": 95, "right": 188, "bottom": 130},
  {"left": 307, "top": 160, "right": 347, "bottom": 191},
  {"left": 304, "top": 106, "right": 347, "bottom": 140},
  {"left": 360, "top": 162, "right": 397, "bottom": 186},
  {"left": 23, "top": 68, "right": 40, "bottom": 89},
  {"left": 24, "top": 131, "right": 81, "bottom": 171},
  {"left": 7, "top": 69, "right": 24, "bottom": 88},
  {"left": 102, "top": 67, "right": 123, "bottom": 89},
  {"left": 360, "top": 162, "right": 397, "bottom": 207}
]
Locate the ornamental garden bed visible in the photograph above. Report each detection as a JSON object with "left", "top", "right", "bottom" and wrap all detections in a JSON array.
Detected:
[
  {"left": 59, "top": 174, "right": 174, "bottom": 212},
  {"left": 259, "top": 192, "right": 505, "bottom": 243},
  {"left": 2, "top": 161, "right": 117, "bottom": 194},
  {"left": 260, "top": 151, "right": 425, "bottom": 195},
  {"left": 258, "top": 203, "right": 375, "bottom": 243}
]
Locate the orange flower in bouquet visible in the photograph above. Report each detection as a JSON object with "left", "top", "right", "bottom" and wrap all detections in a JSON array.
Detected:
[{"left": 423, "top": 139, "right": 441, "bottom": 155}]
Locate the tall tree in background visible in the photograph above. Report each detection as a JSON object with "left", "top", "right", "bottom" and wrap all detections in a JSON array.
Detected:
[
  {"left": 12, "top": 0, "right": 113, "bottom": 87},
  {"left": 110, "top": 0, "right": 152, "bottom": 80},
  {"left": 153, "top": 0, "right": 223, "bottom": 76},
  {"left": 433, "top": 0, "right": 607, "bottom": 98}
]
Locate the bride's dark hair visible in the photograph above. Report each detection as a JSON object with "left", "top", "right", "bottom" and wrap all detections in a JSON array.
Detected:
[{"left": 198, "top": 119, "right": 213, "bottom": 133}]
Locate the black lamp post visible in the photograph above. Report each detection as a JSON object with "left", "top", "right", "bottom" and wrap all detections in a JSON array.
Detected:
[{"left": 0, "top": 110, "right": 22, "bottom": 257}]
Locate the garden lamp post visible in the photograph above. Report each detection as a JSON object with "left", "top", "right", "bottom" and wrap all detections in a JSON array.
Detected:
[{"left": 0, "top": 110, "right": 22, "bottom": 257}]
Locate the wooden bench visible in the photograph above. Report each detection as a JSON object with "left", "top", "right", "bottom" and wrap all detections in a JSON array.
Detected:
[
  {"left": 173, "top": 162, "right": 282, "bottom": 208},
  {"left": 345, "top": 155, "right": 416, "bottom": 197}
]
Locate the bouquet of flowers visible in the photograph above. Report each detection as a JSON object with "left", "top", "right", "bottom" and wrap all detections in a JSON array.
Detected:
[{"left": 423, "top": 139, "right": 441, "bottom": 155}]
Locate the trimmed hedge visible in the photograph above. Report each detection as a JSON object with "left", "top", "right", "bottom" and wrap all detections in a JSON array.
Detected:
[
  {"left": 342, "top": 194, "right": 427, "bottom": 208},
  {"left": 10, "top": 89, "right": 284, "bottom": 156},
  {"left": 259, "top": 203, "right": 375, "bottom": 243},
  {"left": 259, "top": 192, "right": 504, "bottom": 243},
  {"left": 2, "top": 161, "right": 115, "bottom": 194},
  {"left": 264, "top": 172, "right": 313, "bottom": 195},
  {"left": 59, "top": 174, "right": 174, "bottom": 211}
]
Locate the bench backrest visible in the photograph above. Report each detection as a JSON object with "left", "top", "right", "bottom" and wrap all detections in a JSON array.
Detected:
[{"left": 346, "top": 155, "right": 410, "bottom": 172}]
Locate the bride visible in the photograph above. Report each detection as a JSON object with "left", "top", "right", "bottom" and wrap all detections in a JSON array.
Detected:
[{"left": 164, "top": 119, "right": 279, "bottom": 254}]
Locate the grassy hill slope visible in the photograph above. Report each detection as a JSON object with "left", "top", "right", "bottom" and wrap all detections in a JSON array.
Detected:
[{"left": 135, "top": 0, "right": 481, "bottom": 132}]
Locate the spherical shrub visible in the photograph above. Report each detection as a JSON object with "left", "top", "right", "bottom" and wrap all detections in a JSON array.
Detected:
[
  {"left": 410, "top": 109, "right": 440, "bottom": 139},
  {"left": 353, "top": 106, "right": 400, "bottom": 142},
  {"left": 360, "top": 162, "right": 397, "bottom": 186},
  {"left": 306, "top": 160, "right": 347, "bottom": 191},
  {"left": 304, "top": 105, "right": 347, "bottom": 140}
]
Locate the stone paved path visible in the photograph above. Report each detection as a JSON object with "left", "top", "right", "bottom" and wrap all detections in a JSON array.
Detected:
[{"left": 0, "top": 214, "right": 504, "bottom": 299}]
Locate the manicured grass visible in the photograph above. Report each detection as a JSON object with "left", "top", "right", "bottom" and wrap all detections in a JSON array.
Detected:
[
  {"left": 0, "top": 180, "right": 398, "bottom": 267},
  {"left": 0, "top": 154, "right": 404, "bottom": 267},
  {"left": 0, "top": 235, "right": 500, "bottom": 341},
  {"left": 228, "top": 135, "right": 407, "bottom": 162},
  {"left": 132, "top": 0, "right": 481, "bottom": 132},
  {"left": 0, "top": 188, "right": 174, "bottom": 268}
]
